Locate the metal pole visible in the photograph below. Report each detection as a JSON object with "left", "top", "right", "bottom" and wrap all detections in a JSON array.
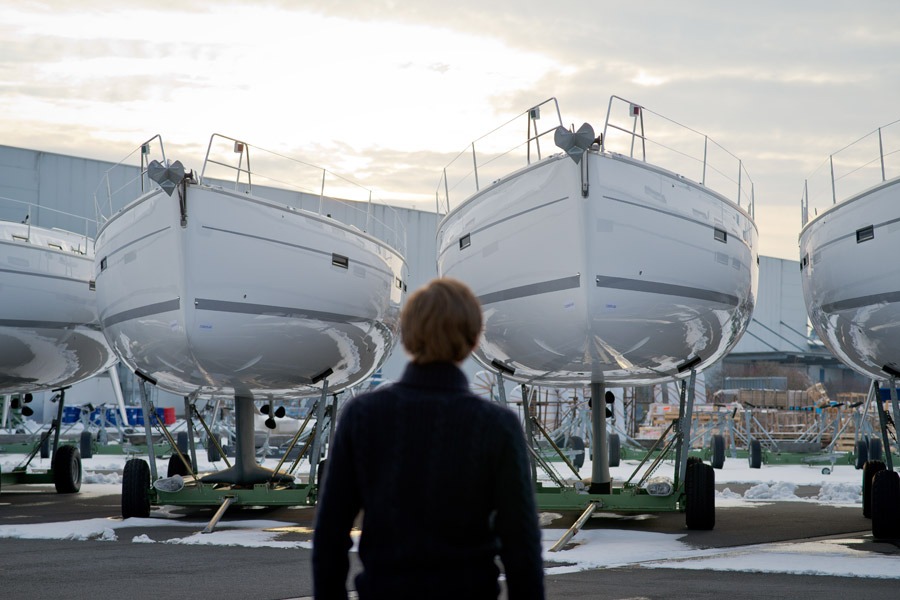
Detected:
[
  {"left": 589, "top": 381, "right": 610, "bottom": 494},
  {"left": 318, "top": 169, "right": 326, "bottom": 215},
  {"left": 138, "top": 380, "right": 158, "bottom": 481},
  {"left": 308, "top": 380, "right": 330, "bottom": 487},
  {"left": 677, "top": 370, "right": 698, "bottom": 486},
  {"left": 889, "top": 378, "right": 900, "bottom": 461},
  {"left": 521, "top": 384, "right": 537, "bottom": 483},
  {"left": 471, "top": 143, "right": 479, "bottom": 192},
  {"left": 802, "top": 180, "right": 809, "bottom": 226},
  {"left": 107, "top": 365, "right": 129, "bottom": 427},
  {"left": 829, "top": 155, "right": 837, "bottom": 205},
  {"left": 701, "top": 136, "right": 708, "bottom": 185},
  {"left": 878, "top": 127, "right": 886, "bottom": 182},
  {"left": 0, "top": 395, "right": 8, "bottom": 430},
  {"left": 184, "top": 396, "right": 198, "bottom": 470},
  {"left": 527, "top": 113, "right": 532, "bottom": 165},
  {"left": 442, "top": 167, "right": 450, "bottom": 214},
  {"left": 328, "top": 394, "right": 340, "bottom": 454},
  {"left": 874, "top": 381, "right": 893, "bottom": 471},
  {"left": 751, "top": 183, "right": 755, "bottom": 219},
  {"left": 51, "top": 387, "right": 68, "bottom": 459}
]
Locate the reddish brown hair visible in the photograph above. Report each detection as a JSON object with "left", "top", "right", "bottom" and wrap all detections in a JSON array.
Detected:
[{"left": 401, "top": 278, "right": 483, "bottom": 364}]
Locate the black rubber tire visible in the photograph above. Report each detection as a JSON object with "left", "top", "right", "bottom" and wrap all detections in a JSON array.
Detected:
[
  {"left": 710, "top": 434, "right": 726, "bottom": 469},
  {"left": 608, "top": 434, "right": 620, "bottom": 468},
  {"left": 566, "top": 435, "right": 586, "bottom": 469},
  {"left": 176, "top": 431, "right": 189, "bottom": 454},
  {"left": 167, "top": 453, "right": 191, "bottom": 477},
  {"left": 52, "top": 444, "right": 82, "bottom": 493},
  {"left": 685, "top": 460, "right": 715, "bottom": 530},
  {"left": 40, "top": 437, "right": 50, "bottom": 459},
  {"left": 855, "top": 439, "right": 869, "bottom": 469},
  {"left": 79, "top": 430, "right": 93, "bottom": 459},
  {"left": 748, "top": 439, "right": 762, "bottom": 469},
  {"left": 317, "top": 459, "right": 329, "bottom": 486},
  {"left": 863, "top": 460, "right": 886, "bottom": 519},
  {"left": 871, "top": 469, "right": 900, "bottom": 540},
  {"left": 122, "top": 458, "right": 151, "bottom": 518},
  {"left": 868, "top": 437, "right": 884, "bottom": 462},
  {"left": 207, "top": 436, "right": 221, "bottom": 462}
]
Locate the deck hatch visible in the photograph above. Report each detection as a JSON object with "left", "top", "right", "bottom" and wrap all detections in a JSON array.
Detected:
[{"left": 856, "top": 225, "right": 874, "bottom": 243}]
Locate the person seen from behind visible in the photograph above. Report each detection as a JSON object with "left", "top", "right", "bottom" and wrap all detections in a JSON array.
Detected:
[{"left": 312, "top": 277, "right": 545, "bottom": 599}]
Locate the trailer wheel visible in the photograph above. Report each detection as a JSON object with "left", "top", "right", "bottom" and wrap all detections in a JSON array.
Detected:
[
  {"left": 871, "top": 469, "right": 900, "bottom": 540},
  {"left": 79, "top": 430, "right": 93, "bottom": 459},
  {"left": 685, "top": 460, "right": 715, "bottom": 530},
  {"left": 52, "top": 444, "right": 82, "bottom": 494},
  {"left": 122, "top": 458, "right": 151, "bottom": 518},
  {"left": 167, "top": 453, "right": 191, "bottom": 477},
  {"left": 607, "top": 434, "right": 620, "bottom": 468},
  {"left": 565, "top": 436, "right": 586, "bottom": 469},
  {"left": 176, "top": 431, "right": 189, "bottom": 453},
  {"left": 207, "top": 436, "right": 221, "bottom": 462},
  {"left": 862, "top": 460, "right": 886, "bottom": 518},
  {"left": 710, "top": 434, "right": 726, "bottom": 469},
  {"left": 868, "top": 437, "right": 883, "bottom": 462},
  {"left": 855, "top": 439, "right": 869, "bottom": 469},
  {"left": 748, "top": 439, "right": 762, "bottom": 469}
]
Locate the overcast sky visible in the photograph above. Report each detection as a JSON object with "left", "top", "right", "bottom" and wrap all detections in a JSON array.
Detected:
[{"left": 2, "top": 1, "right": 898, "bottom": 260}]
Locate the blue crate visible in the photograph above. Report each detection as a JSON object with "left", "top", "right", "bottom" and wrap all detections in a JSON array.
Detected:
[
  {"left": 88, "top": 408, "right": 123, "bottom": 426},
  {"left": 61, "top": 406, "right": 81, "bottom": 424},
  {"left": 126, "top": 407, "right": 169, "bottom": 426},
  {"left": 879, "top": 388, "right": 900, "bottom": 401}
]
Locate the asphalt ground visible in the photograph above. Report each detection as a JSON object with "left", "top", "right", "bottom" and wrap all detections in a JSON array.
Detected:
[{"left": 0, "top": 482, "right": 898, "bottom": 599}]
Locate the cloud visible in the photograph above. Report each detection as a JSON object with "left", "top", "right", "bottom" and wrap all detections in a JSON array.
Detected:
[{"left": 2, "top": 0, "right": 900, "bottom": 261}]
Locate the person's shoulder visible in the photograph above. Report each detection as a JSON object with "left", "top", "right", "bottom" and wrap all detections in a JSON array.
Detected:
[
  {"left": 462, "top": 393, "right": 519, "bottom": 422},
  {"left": 343, "top": 384, "right": 400, "bottom": 410}
]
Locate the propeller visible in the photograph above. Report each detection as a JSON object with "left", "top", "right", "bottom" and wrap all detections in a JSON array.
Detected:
[
  {"left": 260, "top": 401, "right": 286, "bottom": 429},
  {"left": 21, "top": 393, "right": 34, "bottom": 417}
]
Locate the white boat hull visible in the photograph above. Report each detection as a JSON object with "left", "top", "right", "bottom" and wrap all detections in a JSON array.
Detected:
[
  {"left": 438, "top": 152, "right": 758, "bottom": 385},
  {"left": 94, "top": 183, "right": 406, "bottom": 398},
  {"left": 0, "top": 223, "right": 115, "bottom": 393},
  {"left": 800, "top": 177, "right": 900, "bottom": 380}
]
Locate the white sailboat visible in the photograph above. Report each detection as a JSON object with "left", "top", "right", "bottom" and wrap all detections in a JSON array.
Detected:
[
  {"left": 436, "top": 96, "right": 758, "bottom": 387},
  {"left": 94, "top": 134, "right": 407, "bottom": 399},
  {"left": 800, "top": 119, "right": 900, "bottom": 381},
  {"left": 436, "top": 96, "right": 758, "bottom": 528},
  {"left": 800, "top": 119, "right": 900, "bottom": 541},
  {"left": 0, "top": 197, "right": 119, "bottom": 494},
  {"left": 94, "top": 134, "right": 407, "bottom": 492},
  {"left": 0, "top": 197, "right": 116, "bottom": 394}
]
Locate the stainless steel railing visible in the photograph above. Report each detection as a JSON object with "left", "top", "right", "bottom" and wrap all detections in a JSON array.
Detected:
[
  {"left": 801, "top": 118, "right": 900, "bottom": 226},
  {"left": 436, "top": 95, "right": 755, "bottom": 219}
]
